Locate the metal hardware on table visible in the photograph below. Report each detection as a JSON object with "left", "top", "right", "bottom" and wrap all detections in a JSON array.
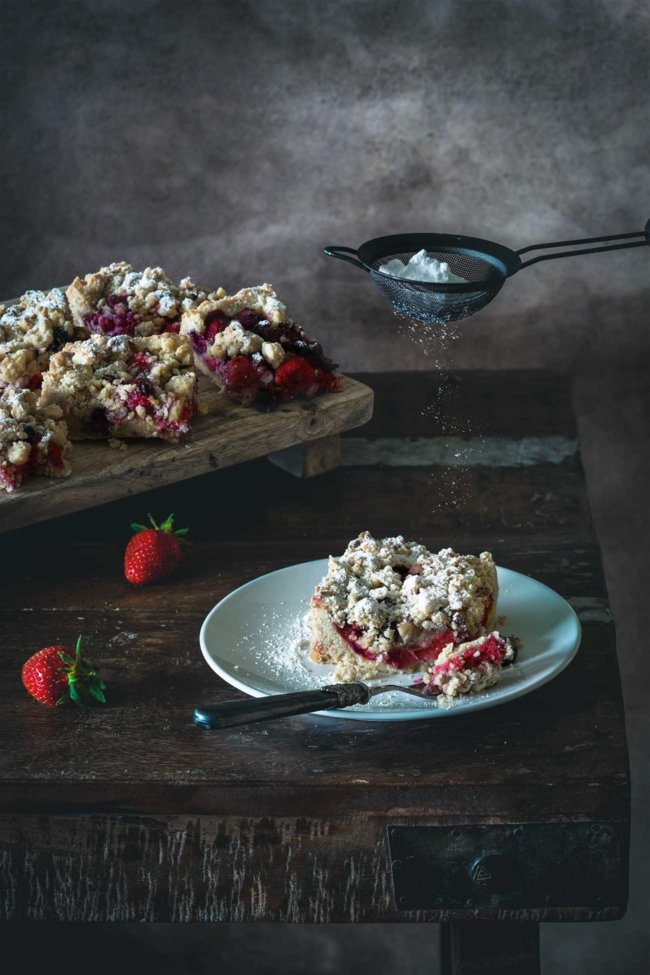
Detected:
[{"left": 386, "top": 822, "right": 628, "bottom": 911}]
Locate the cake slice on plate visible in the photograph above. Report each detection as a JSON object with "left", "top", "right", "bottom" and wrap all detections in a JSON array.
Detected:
[
  {"left": 180, "top": 283, "right": 339, "bottom": 407},
  {"left": 67, "top": 261, "right": 210, "bottom": 338},
  {"left": 0, "top": 387, "right": 71, "bottom": 492},
  {"left": 0, "top": 289, "right": 75, "bottom": 390},
  {"left": 310, "top": 531, "right": 498, "bottom": 682},
  {"left": 39, "top": 333, "right": 197, "bottom": 443}
]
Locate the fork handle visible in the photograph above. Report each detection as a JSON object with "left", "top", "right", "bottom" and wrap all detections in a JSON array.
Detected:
[{"left": 194, "top": 682, "right": 370, "bottom": 729}]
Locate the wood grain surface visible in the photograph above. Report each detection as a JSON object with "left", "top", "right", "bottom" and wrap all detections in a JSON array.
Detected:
[
  {"left": 0, "top": 371, "right": 630, "bottom": 922},
  {"left": 0, "top": 375, "right": 373, "bottom": 532}
]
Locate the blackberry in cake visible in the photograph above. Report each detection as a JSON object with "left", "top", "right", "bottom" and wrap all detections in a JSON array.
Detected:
[
  {"left": 39, "top": 333, "right": 197, "bottom": 443},
  {"left": 0, "top": 289, "right": 75, "bottom": 390},
  {"left": 180, "top": 283, "right": 339, "bottom": 408},
  {"left": 67, "top": 261, "right": 211, "bottom": 338},
  {"left": 417, "top": 632, "right": 517, "bottom": 699},
  {"left": 310, "top": 532, "right": 498, "bottom": 682},
  {"left": 0, "top": 387, "right": 71, "bottom": 492}
]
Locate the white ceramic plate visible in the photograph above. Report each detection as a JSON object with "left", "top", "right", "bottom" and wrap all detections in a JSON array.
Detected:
[{"left": 199, "top": 561, "right": 581, "bottom": 721}]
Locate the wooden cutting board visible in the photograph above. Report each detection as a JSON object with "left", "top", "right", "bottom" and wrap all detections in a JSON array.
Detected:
[{"left": 0, "top": 375, "right": 373, "bottom": 533}]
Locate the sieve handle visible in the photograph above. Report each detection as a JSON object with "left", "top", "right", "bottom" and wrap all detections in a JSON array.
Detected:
[
  {"left": 517, "top": 224, "right": 649, "bottom": 269},
  {"left": 323, "top": 245, "right": 369, "bottom": 272}
]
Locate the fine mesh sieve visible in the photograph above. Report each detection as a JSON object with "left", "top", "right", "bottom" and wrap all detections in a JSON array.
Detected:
[{"left": 324, "top": 221, "right": 650, "bottom": 324}]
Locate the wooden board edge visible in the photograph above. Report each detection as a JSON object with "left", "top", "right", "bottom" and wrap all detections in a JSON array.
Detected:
[{"left": 0, "top": 377, "right": 373, "bottom": 532}]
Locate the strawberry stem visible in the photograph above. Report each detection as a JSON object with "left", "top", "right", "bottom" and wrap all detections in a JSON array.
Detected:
[
  {"left": 130, "top": 513, "right": 189, "bottom": 540},
  {"left": 57, "top": 636, "right": 106, "bottom": 707}
]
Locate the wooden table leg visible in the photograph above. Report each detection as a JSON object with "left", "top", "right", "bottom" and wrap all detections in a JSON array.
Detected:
[
  {"left": 269, "top": 433, "right": 341, "bottom": 477},
  {"left": 440, "top": 922, "right": 540, "bottom": 974}
]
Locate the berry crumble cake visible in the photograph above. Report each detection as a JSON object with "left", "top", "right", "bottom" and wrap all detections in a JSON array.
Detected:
[
  {"left": 0, "top": 387, "right": 71, "bottom": 492},
  {"left": 310, "top": 531, "right": 498, "bottom": 682},
  {"left": 39, "top": 333, "right": 197, "bottom": 443},
  {"left": 180, "top": 284, "right": 339, "bottom": 407},
  {"left": 67, "top": 261, "right": 210, "bottom": 338},
  {"left": 416, "top": 631, "right": 517, "bottom": 699},
  {"left": 0, "top": 289, "right": 74, "bottom": 390}
]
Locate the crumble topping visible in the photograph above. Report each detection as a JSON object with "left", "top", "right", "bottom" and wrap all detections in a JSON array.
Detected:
[
  {"left": 313, "top": 531, "right": 496, "bottom": 654},
  {"left": 211, "top": 321, "right": 263, "bottom": 358},
  {"left": 180, "top": 283, "right": 288, "bottom": 355},
  {"left": 0, "top": 387, "right": 71, "bottom": 491},
  {"left": 0, "top": 289, "right": 74, "bottom": 387},
  {"left": 183, "top": 283, "right": 287, "bottom": 334},
  {"left": 67, "top": 261, "right": 216, "bottom": 337},
  {"left": 39, "top": 333, "right": 197, "bottom": 442}
]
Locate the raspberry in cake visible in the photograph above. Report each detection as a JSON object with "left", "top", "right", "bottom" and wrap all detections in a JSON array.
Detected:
[
  {"left": 180, "top": 284, "right": 339, "bottom": 408},
  {"left": 310, "top": 531, "right": 498, "bottom": 682},
  {"left": 67, "top": 261, "right": 214, "bottom": 338},
  {"left": 0, "top": 387, "right": 71, "bottom": 493},
  {"left": 0, "top": 289, "right": 75, "bottom": 390},
  {"left": 39, "top": 333, "right": 197, "bottom": 443},
  {"left": 417, "top": 632, "right": 517, "bottom": 698}
]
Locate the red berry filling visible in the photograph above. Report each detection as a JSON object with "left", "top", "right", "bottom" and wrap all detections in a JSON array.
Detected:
[
  {"left": 235, "top": 307, "right": 262, "bottom": 331},
  {"left": 205, "top": 310, "right": 230, "bottom": 343},
  {"left": 274, "top": 358, "right": 315, "bottom": 394},
  {"left": 26, "top": 372, "right": 43, "bottom": 390},
  {"left": 126, "top": 378, "right": 154, "bottom": 413},
  {"left": 132, "top": 351, "right": 154, "bottom": 371},
  {"left": 224, "top": 356, "right": 258, "bottom": 390},
  {"left": 189, "top": 330, "right": 207, "bottom": 355},
  {"left": 0, "top": 464, "right": 21, "bottom": 490},
  {"left": 156, "top": 397, "right": 197, "bottom": 435},
  {"left": 47, "top": 442, "right": 65, "bottom": 471},
  {"left": 335, "top": 623, "right": 457, "bottom": 671},
  {"left": 84, "top": 293, "right": 139, "bottom": 337}
]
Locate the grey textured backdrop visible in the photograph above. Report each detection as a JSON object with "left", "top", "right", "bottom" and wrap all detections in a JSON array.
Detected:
[
  {"left": 2, "top": 2, "right": 649, "bottom": 974},
  {"left": 1, "top": 0, "right": 648, "bottom": 373}
]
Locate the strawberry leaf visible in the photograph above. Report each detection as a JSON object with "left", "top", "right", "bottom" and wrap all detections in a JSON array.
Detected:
[
  {"left": 58, "top": 651, "right": 75, "bottom": 667},
  {"left": 69, "top": 682, "right": 83, "bottom": 707},
  {"left": 131, "top": 522, "right": 148, "bottom": 533},
  {"left": 88, "top": 682, "right": 106, "bottom": 704}
]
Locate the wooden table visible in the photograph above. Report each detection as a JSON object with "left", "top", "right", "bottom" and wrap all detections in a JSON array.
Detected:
[{"left": 0, "top": 371, "right": 629, "bottom": 974}]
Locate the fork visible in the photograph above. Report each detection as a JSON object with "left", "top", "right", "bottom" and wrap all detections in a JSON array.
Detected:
[{"left": 193, "top": 681, "right": 433, "bottom": 729}]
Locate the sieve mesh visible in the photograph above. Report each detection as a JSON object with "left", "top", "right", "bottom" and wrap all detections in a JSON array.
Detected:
[{"left": 368, "top": 248, "right": 505, "bottom": 325}]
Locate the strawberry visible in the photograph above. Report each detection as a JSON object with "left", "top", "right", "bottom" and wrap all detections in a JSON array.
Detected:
[
  {"left": 21, "top": 636, "right": 106, "bottom": 707},
  {"left": 124, "top": 513, "right": 189, "bottom": 585}
]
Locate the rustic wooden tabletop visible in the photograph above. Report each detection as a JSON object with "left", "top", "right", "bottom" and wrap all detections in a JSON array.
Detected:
[{"left": 0, "top": 371, "right": 629, "bottom": 972}]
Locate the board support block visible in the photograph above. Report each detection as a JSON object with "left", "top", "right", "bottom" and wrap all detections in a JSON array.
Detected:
[{"left": 269, "top": 434, "right": 341, "bottom": 478}]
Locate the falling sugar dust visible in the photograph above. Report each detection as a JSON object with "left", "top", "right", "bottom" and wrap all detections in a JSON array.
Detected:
[{"left": 393, "top": 309, "right": 488, "bottom": 512}]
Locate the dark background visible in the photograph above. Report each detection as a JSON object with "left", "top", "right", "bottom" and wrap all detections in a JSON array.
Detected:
[{"left": 2, "top": 1, "right": 649, "bottom": 972}]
